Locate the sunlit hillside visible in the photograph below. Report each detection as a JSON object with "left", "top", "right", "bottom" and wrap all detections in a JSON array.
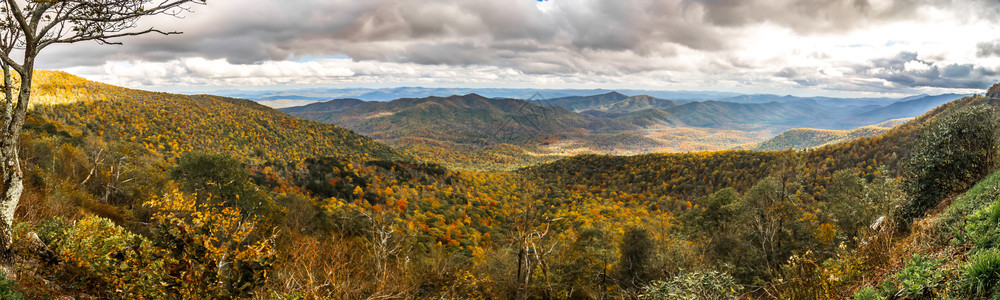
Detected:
[{"left": 27, "top": 71, "right": 404, "bottom": 163}]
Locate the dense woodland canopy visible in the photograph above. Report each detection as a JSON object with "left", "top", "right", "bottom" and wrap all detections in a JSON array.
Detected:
[{"left": 0, "top": 71, "right": 999, "bottom": 299}]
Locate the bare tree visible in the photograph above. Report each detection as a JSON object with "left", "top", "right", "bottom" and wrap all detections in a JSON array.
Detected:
[
  {"left": 360, "top": 209, "right": 412, "bottom": 299},
  {"left": 0, "top": 0, "right": 205, "bottom": 275},
  {"left": 509, "top": 189, "right": 560, "bottom": 300}
]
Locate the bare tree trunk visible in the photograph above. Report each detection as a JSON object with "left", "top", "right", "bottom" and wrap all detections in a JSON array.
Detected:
[
  {"left": 514, "top": 247, "right": 524, "bottom": 300},
  {"left": 599, "top": 263, "right": 607, "bottom": 300},
  {"left": 0, "top": 64, "right": 31, "bottom": 277},
  {"left": 0, "top": 158, "right": 21, "bottom": 277}
]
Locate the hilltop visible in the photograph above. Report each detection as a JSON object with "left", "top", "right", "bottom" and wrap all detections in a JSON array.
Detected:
[
  {"left": 747, "top": 118, "right": 911, "bottom": 151},
  {"left": 28, "top": 71, "right": 404, "bottom": 163}
]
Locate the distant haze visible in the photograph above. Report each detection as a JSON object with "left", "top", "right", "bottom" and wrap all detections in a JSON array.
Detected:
[
  {"left": 224, "top": 87, "right": 955, "bottom": 110},
  {"left": 218, "top": 87, "right": 742, "bottom": 107}
]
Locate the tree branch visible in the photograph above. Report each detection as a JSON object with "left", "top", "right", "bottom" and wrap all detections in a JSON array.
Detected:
[
  {"left": 0, "top": 52, "right": 22, "bottom": 75},
  {"left": 38, "top": 27, "right": 179, "bottom": 50},
  {"left": 2, "top": 0, "right": 29, "bottom": 41}
]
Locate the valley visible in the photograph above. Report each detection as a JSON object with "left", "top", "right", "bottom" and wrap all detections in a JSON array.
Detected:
[{"left": 281, "top": 90, "right": 965, "bottom": 170}]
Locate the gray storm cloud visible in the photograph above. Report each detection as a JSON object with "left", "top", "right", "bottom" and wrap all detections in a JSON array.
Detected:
[
  {"left": 977, "top": 40, "right": 1000, "bottom": 58},
  {"left": 863, "top": 52, "right": 998, "bottom": 89}
]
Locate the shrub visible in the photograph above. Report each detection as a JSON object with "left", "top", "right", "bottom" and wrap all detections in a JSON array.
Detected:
[
  {"left": 852, "top": 286, "right": 884, "bottom": 300},
  {"left": 145, "top": 187, "right": 275, "bottom": 298},
  {"left": 0, "top": 270, "right": 23, "bottom": 300},
  {"left": 45, "top": 216, "right": 165, "bottom": 298},
  {"left": 961, "top": 249, "right": 1000, "bottom": 298},
  {"left": 619, "top": 227, "right": 654, "bottom": 290},
  {"left": 892, "top": 254, "right": 944, "bottom": 297},
  {"left": 959, "top": 197, "right": 1000, "bottom": 249},
  {"left": 36, "top": 217, "right": 70, "bottom": 245},
  {"left": 641, "top": 270, "right": 742, "bottom": 300},
  {"left": 900, "top": 106, "right": 1000, "bottom": 227}
]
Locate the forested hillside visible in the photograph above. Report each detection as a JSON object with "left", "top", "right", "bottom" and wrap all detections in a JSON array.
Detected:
[
  {"left": 750, "top": 119, "right": 910, "bottom": 151},
  {"left": 28, "top": 71, "right": 403, "bottom": 163},
  {"left": 6, "top": 71, "right": 1000, "bottom": 299},
  {"left": 750, "top": 126, "right": 890, "bottom": 151},
  {"left": 284, "top": 91, "right": 963, "bottom": 171},
  {"left": 282, "top": 93, "right": 661, "bottom": 170}
]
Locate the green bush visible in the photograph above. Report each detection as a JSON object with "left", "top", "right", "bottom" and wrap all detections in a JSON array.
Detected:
[
  {"left": 641, "top": 270, "right": 742, "bottom": 300},
  {"left": 170, "top": 152, "right": 269, "bottom": 215},
  {"left": 0, "top": 270, "right": 23, "bottom": 300},
  {"left": 961, "top": 249, "right": 1000, "bottom": 298},
  {"left": 36, "top": 217, "right": 70, "bottom": 246},
  {"left": 892, "top": 254, "right": 944, "bottom": 297},
  {"left": 619, "top": 226, "right": 654, "bottom": 290},
  {"left": 900, "top": 106, "right": 1000, "bottom": 227},
  {"left": 852, "top": 286, "right": 884, "bottom": 300},
  {"left": 959, "top": 196, "right": 1000, "bottom": 249}
]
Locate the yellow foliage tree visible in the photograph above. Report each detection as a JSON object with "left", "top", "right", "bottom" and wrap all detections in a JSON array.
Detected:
[{"left": 145, "top": 186, "right": 275, "bottom": 298}]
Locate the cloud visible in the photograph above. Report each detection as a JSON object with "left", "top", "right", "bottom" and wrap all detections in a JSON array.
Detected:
[
  {"left": 40, "top": 0, "right": 994, "bottom": 67},
  {"left": 861, "top": 52, "right": 998, "bottom": 89},
  {"left": 37, "top": 0, "right": 1000, "bottom": 95},
  {"left": 66, "top": 57, "right": 541, "bottom": 88},
  {"left": 977, "top": 40, "right": 1000, "bottom": 58}
]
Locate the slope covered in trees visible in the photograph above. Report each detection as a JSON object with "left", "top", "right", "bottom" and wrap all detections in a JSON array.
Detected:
[
  {"left": 6, "top": 71, "right": 1000, "bottom": 299},
  {"left": 527, "top": 94, "right": 1000, "bottom": 200},
  {"left": 284, "top": 91, "right": 963, "bottom": 171},
  {"left": 282, "top": 93, "right": 662, "bottom": 170},
  {"left": 748, "top": 118, "right": 911, "bottom": 151},
  {"left": 749, "top": 126, "right": 891, "bottom": 151},
  {"left": 28, "top": 71, "right": 404, "bottom": 163},
  {"left": 516, "top": 93, "right": 1000, "bottom": 298}
]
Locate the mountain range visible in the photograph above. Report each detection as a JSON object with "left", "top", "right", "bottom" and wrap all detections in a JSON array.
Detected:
[
  {"left": 281, "top": 91, "right": 969, "bottom": 169},
  {"left": 214, "top": 87, "right": 741, "bottom": 108}
]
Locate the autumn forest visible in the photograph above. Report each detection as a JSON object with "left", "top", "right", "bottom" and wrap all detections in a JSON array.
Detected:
[
  {"left": 0, "top": 63, "right": 990, "bottom": 300},
  {"left": 0, "top": 0, "right": 999, "bottom": 299}
]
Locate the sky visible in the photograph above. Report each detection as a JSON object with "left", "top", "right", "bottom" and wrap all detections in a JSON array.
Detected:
[{"left": 42, "top": 0, "right": 1000, "bottom": 97}]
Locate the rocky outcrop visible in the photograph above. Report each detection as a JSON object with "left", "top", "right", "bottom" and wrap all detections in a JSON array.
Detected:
[{"left": 987, "top": 83, "right": 1000, "bottom": 98}]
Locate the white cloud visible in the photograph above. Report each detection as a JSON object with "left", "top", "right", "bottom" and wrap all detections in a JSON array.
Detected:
[{"left": 904, "top": 60, "right": 932, "bottom": 72}]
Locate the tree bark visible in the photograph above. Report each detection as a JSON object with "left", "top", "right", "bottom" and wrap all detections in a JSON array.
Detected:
[{"left": 0, "top": 64, "right": 31, "bottom": 277}]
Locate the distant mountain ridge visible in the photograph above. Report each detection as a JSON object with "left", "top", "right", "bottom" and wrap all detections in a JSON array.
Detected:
[
  {"left": 281, "top": 90, "right": 968, "bottom": 169},
  {"left": 280, "top": 98, "right": 366, "bottom": 113},
  {"left": 539, "top": 91, "right": 969, "bottom": 130},
  {"left": 281, "top": 93, "right": 671, "bottom": 169},
  {"left": 219, "top": 87, "right": 741, "bottom": 106},
  {"left": 749, "top": 126, "right": 892, "bottom": 151},
  {"left": 840, "top": 93, "right": 967, "bottom": 127}
]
